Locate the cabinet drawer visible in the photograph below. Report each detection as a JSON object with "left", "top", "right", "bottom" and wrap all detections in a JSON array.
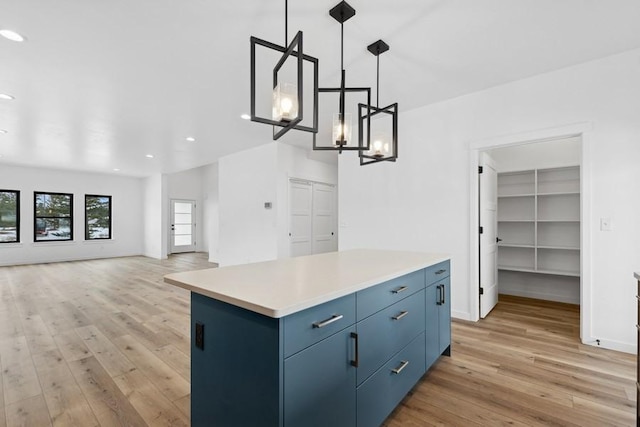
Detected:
[
  {"left": 357, "top": 269, "right": 425, "bottom": 321},
  {"left": 284, "top": 294, "right": 356, "bottom": 357},
  {"left": 357, "top": 332, "right": 426, "bottom": 427},
  {"left": 356, "top": 289, "right": 425, "bottom": 385},
  {"left": 426, "top": 260, "right": 450, "bottom": 285}
]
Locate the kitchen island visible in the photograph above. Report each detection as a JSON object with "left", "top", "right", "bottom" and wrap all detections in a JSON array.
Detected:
[{"left": 165, "top": 249, "right": 451, "bottom": 427}]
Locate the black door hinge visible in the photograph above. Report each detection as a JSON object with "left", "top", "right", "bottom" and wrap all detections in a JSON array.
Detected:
[
  {"left": 478, "top": 166, "right": 484, "bottom": 174},
  {"left": 479, "top": 226, "right": 484, "bottom": 234},
  {"left": 480, "top": 287, "right": 484, "bottom": 295}
]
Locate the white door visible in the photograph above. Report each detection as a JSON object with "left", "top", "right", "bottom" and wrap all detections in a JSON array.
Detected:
[
  {"left": 480, "top": 153, "right": 498, "bottom": 317},
  {"left": 171, "top": 200, "right": 196, "bottom": 254},
  {"left": 312, "top": 183, "right": 337, "bottom": 254},
  {"left": 289, "top": 181, "right": 313, "bottom": 257}
]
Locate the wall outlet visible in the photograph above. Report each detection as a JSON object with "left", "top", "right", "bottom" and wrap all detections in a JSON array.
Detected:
[{"left": 600, "top": 218, "right": 612, "bottom": 231}]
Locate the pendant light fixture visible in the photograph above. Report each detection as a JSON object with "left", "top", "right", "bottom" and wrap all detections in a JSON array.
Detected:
[
  {"left": 250, "top": 0, "right": 319, "bottom": 140},
  {"left": 359, "top": 39, "right": 398, "bottom": 165},
  {"left": 313, "top": 1, "right": 371, "bottom": 153}
]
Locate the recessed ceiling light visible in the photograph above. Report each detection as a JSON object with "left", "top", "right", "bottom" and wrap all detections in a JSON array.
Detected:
[
  {"left": 0, "top": 30, "right": 25, "bottom": 42},
  {"left": 145, "top": 154, "right": 154, "bottom": 158},
  {"left": 186, "top": 137, "right": 196, "bottom": 142},
  {"left": 113, "top": 168, "right": 121, "bottom": 172},
  {"left": 0, "top": 129, "right": 7, "bottom": 134},
  {"left": 0, "top": 94, "right": 14, "bottom": 100},
  {"left": 241, "top": 114, "right": 251, "bottom": 120}
]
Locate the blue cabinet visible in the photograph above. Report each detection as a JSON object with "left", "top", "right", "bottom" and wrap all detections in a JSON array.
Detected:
[
  {"left": 190, "top": 261, "right": 450, "bottom": 427},
  {"left": 285, "top": 326, "right": 356, "bottom": 427},
  {"left": 425, "top": 260, "right": 451, "bottom": 371}
]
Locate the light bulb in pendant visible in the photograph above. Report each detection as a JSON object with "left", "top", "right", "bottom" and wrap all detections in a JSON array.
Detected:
[
  {"left": 332, "top": 113, "right": 352, "bottom": 146},
  {"left": 272, "top": 82, "right": 298, "bottom": 122}
]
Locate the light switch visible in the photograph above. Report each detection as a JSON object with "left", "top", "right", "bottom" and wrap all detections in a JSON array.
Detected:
[{"left": 600, "top": 218, "right": 611, "bottom": 231}]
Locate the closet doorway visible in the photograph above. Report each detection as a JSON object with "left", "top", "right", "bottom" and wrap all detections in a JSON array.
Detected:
[
  {"left": 478, "top": 136, "right": 582, "bottom": 317},
  {"left": 289, "top": 179, "right": 337, "bottom": 257}
]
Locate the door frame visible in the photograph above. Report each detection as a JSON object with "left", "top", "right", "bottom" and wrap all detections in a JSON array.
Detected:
[{"left": 468, "top": 122, "right": 593, "bottom": 345}]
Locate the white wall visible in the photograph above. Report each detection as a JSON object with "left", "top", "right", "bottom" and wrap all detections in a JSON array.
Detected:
[
  {"left": 276, "top": 143, "right": 338, "bottom": 258},
  {"left": 167, "top": 167, "right": 204, "bottom": 253},
  {"left": 217, "top": 142, "right": 338, "bottom": 266},
  {"left": 218, "top": 143, "right": 278, "bottom": 266},
  {"left": 339, "top": 48, "right": 640, "bottom": 353},
  {"left": 143, "top": 173, "right": 167, "bottom": 259},
  {"left": 490, "top": 136, "right": 581, "bottom": 172},
  {"left": 201, "top": 163, "right": 219, "bottom": 263},
  {"left": 0, "top": 164, "right": 144, "bottom": 265}
]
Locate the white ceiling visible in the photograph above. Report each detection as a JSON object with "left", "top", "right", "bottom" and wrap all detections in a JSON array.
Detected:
[{"left": 1, "top": 0, "right": 639, "bottom": 177}]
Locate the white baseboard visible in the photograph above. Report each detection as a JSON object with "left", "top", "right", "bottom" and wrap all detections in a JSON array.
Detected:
[
  {"left": 452, "top": 310, "right": 474, "bottom": 321},
  {"left": 581, "top": 336, "right": 636, "bottom": 354},
  {"left": 500, "top": 289, "right": 579, "bottom": 305}
]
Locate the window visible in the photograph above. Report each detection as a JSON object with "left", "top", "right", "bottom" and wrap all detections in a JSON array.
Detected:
[
  {"left": 85, "top": 195, "right": 112, "bottom": 240},
  {"left": 34, "top": 192, "right": 73, "bottom": 242},
  {"left": 0, "top": 190, "right": 20, "bottom": 243}
]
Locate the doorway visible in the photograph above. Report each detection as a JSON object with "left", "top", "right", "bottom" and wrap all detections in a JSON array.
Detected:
[
  {"left": 469, "top": 123, "right": 593, "bottom": 344},
  {"left": 170, "top": 199, "right": 196, "bottom": 253},
  {"left": 289, "top": 179, "right": 337, "bottom": 257}
]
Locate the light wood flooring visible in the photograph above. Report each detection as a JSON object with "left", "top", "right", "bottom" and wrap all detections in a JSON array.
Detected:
[{"left": 0, "top": 254, "right": 636, "bottom": 426}]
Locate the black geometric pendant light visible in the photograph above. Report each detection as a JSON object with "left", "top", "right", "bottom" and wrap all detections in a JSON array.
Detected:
[
  {"left": 359, "top": 39, "right": 398, "bottom": 165},
  {"left": 250, "top": 0, "right": 319, "bottom": 140},
  {"left": 313, "top": 1, "right": 371, "bottom": 153}
]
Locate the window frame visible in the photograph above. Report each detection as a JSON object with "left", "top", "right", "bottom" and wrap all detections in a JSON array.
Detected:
[
  {"left": 33, "top": 191, "right": 74, "bottom": 242},
  {"left": 0, "top": 189, "right": 20, "bottom": 244},
  {"left": 85, "top": 194, "right": 112, "bottom": 240}
]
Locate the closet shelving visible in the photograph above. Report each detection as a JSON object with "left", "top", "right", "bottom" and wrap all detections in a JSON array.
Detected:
[{"left": 497, "top": 166, "right": 580, "bottom": 277}]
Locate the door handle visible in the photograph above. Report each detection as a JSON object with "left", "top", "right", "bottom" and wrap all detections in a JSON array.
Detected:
[
  {"left": 312, "top": 314, "right": 343, "bottom": 329},
  {"left": 392, "top": 311, "right": 409, "bottom": 321},
  {"left": 350, "top": 332, "right": 359, "bottom": 367},
  {"left": 497, "top": 237, "right": 503, "bottom": 243},
  {"left": 437, "top": 285, "right": 443, "bottom": 305},
  {"left": 391, "top": 360, "right": 409, "bottom": 375}
]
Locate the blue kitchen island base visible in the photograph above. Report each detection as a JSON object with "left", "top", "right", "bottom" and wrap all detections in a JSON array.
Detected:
[{"left": 186, "top": 258, "right": 451, "bottom": 427}]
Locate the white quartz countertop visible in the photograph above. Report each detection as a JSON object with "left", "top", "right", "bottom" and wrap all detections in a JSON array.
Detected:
[
  {"left": 164, "top": 249, "right": 449, "bottom": 318},
  {"left": 635, "top": 272, "right": 640, "bottom": 281}
]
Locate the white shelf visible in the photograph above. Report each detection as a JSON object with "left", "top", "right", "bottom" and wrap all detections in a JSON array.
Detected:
[
  {"left": 498, "top": 266, "right": 580, "bottom": 278},
  {"left": 496, "top": 166, "right": 581, "bottom": 302},
  {"left": 537, "top": 245, "right": 579, "bottom": 251},
  {"left": 498, "top": 193, "right": 535, "bottom": 198}
]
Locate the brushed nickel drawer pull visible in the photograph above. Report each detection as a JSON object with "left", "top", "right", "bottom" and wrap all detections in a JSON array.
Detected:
[
  {"left": 435, "top": 269, "right": 446, "bottom": 275},
  {"left": 391, "top": 360, "right": 409, "bottom": 374},
  {"left": 392, "top": 286, "right": 408, "bottom": 294},
  {"left": 312, "top": 314, "right": 343, "bottom": 329},
  {"left": 392, "top": 311, "right": 409, "bottom": 321}
]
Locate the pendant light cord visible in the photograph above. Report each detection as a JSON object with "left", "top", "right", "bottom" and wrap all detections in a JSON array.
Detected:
[
  {"left": 376, "top": 53, "right": 380, "bottom": 108},
  {"left": 284, "top": 0, "right": 288, "bottom": 44},
  {"left": 340, "top": 21, "right": 344, "bottom": 72}
]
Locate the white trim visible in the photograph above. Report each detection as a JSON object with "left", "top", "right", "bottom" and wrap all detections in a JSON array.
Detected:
[
  {"left": 452, "top": 310, "right": 473, "bottom": 321},
  {"left": 581, "top": 336, "right": 636, "bottom": 354},
  {"left": 468, "top": 122, "right": 592, "bottom": 334}
]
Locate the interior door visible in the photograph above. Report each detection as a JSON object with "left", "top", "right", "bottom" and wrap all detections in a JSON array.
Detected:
[
  {"left": 289, "top": 180, "right": 313, "bottom": 257},
  {"left": 171, "top": 199, "right": 196, "bottom": 253},
  {"left": 311, "top": 183, "right": 337, "bottom": 254},
  {"left": 479, "top": 152, "right": 498, "bottom": 317}
]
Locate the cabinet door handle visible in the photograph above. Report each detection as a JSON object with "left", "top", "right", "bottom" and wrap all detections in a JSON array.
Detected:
[
  {"left": 436, "top": 285, "right": 443, "bottom": 305},
  {"left": 435, "top": 269, "right": 446, "bottom": 275},
  {"left": 392, "top": 311, "right": 409, "bottom": 321},
  {"left": 392, "top": 286, "right": 408, "bottom": 294},
  {"left": 391, "top": 360, "right": 409, "bottom": 375},
  {"left": 441, "top": 284, "right": 446, "bottom": 305},
  {"left": 312, "top": 314, "right": 343, "bottom": 329},
  {"left": 350, "top": 332, "right": 359, "bottom": 367}
]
